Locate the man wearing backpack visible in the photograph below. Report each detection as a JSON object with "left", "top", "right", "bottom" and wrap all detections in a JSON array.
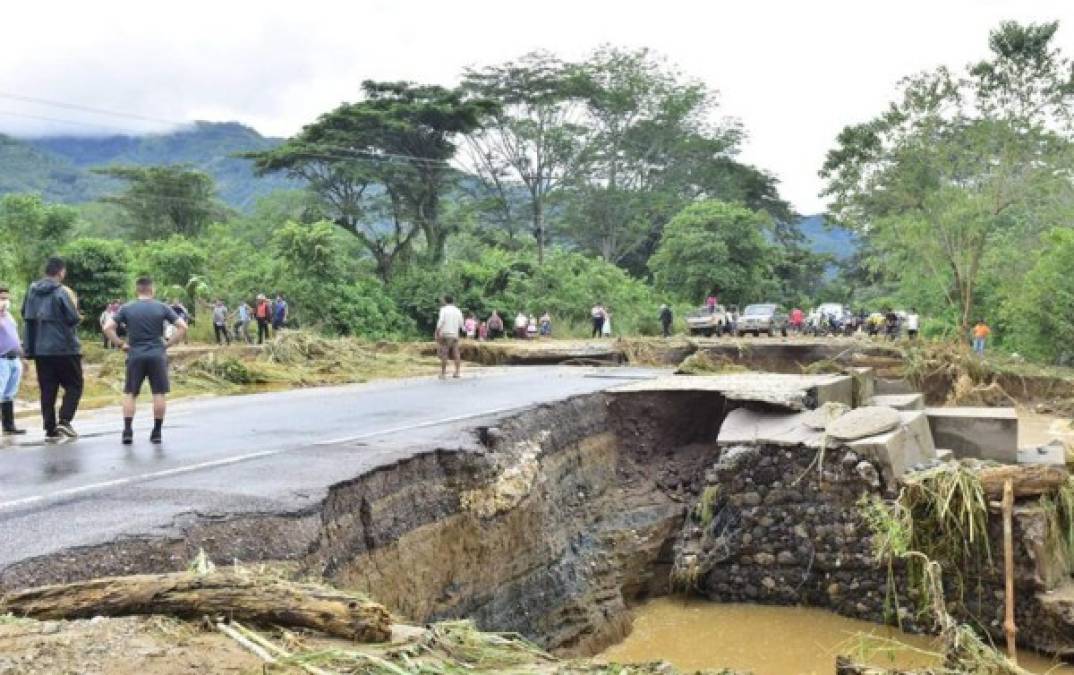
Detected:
[
  {"left": 22, "top": 257, "right": 83, "bottom": 441},
  {"left": 254, "top": 294, "right": 272, "bottom": 344}
]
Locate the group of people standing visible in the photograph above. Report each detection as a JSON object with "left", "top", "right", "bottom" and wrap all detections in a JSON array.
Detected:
[
  {"left": 452, "top": 309, "right": 553, "bottom": 342},
  {"left": 2, "top": 256, "right": 189, "bottom": 444},
  {"left": 210, "top": 293, "right": 288, "bottom": 345}
]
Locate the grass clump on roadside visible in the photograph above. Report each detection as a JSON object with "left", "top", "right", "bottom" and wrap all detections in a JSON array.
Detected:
[{"left": 675, "top": 351, "right": 748, "bottom": 375}]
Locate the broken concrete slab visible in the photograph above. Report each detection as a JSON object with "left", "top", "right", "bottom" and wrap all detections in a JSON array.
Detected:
[
  {"left": 719, "top": 406, "right": 937, "bottom": 485},
  {"left": 717, "top": 407, "right": 826, "bottom": 448},
  {"left": 801, "top": 401, "right": 850, "bottom": 430},
  {"left": 847, "top": 412, "right": 937, "bottom": 485},
  {"left": 828, "top": 406, "right": 902, "bottom": 441},
  {"left": 870, "top": 393, "right": 925, "bottom": 411},
  {"left": 926, "top": 406, "right": 1018, "bottom": 464},
  {"left": 612, "top": 373, "right": 854, "bottom": 410}
]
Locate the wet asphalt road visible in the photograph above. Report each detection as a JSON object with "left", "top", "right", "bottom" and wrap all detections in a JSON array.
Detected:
[{"left": 0, "top": 366, "right": 657, "bottom": 568}]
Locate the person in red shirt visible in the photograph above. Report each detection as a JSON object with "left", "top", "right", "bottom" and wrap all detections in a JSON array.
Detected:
[
  {"left": 790, "top": 307, "right": 805, "bottom": 334},
  {"left": 254, "top": 294, "right": 272, "bottom": 344}
]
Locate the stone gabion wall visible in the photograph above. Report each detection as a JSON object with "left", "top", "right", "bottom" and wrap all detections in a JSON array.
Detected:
[{"left": 678, "top": 442, "right": 910, "bottom": 626}]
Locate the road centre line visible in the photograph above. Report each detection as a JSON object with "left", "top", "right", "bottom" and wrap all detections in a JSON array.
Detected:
[{"left": 0, "top": 404, "right": 529, "bottom": 512}]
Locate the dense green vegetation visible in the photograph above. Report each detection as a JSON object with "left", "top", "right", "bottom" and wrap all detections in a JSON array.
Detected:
[
  {"left": 3, "top": 25, "right": 1071, "bottom": 357},
  {"left": 0, "top": 47, "right": 828, "bottom": 340},
  {"left": 822, "top": 20, "right": 1074, "bottom": 356}
]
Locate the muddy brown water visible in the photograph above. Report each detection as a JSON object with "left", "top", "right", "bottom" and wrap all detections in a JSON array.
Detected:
[
  {"left": 599, "top": 597, "right": 1074, "bottom": 674},
  {"left": 599, "top": 413, "right": 1074, "bottom": 674}
]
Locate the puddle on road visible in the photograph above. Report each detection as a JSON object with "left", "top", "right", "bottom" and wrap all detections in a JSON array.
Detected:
[{"left": 599, "top": 597, "right": 1074, "bottom": 675}]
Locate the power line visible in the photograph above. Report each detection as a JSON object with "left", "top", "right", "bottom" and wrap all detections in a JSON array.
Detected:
[
  {"left": 0, "top": 92, "right": 187, "bottom": 127},
  {"left": 0, "top": 91, "right": 461, "bottom": 167},
  {"left": 0, "top": 110, "right": 155, "bottom": 134}
]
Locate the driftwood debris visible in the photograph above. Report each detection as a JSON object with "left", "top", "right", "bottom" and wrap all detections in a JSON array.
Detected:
[
  {"left": 0, "top": 570, "right": 392, "bottom": 642},
  {"left": 1002, "top": 479, "right": 1018, "bottom": 664},
  {"left": 977, "top": 464, "right": 1069, "bottom": 499}
]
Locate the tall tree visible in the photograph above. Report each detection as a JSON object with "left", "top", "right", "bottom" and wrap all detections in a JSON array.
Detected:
[
  {"left": 821, "top": 21, "right": 1074, "bottom": 332},
  {"left": 563, "top": 46, "right": 786, "bottom": 273},
  {"left": 92, "top": 165, "right": 225, "bottom": 240},
  {"left": 649, "top": 200, "right": 773, "bottom": 304},
  {"left": 0, "top": 193, "right": 76, "bottom": 285},
  {"left": 250, "top": 81, "right": 497, "bottom": 278},
  {"left": 461, "top": 52, "right": 589, "bottom": 263}
]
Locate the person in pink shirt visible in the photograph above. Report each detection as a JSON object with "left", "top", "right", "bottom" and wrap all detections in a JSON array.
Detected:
[{"left": 463, "top": 313, "right": 477, "bottom": 339}]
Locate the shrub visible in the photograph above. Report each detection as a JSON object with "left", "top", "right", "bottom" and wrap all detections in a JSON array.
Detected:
[{"left": 60, "top": 238, "right": 130, "bottom": 323}]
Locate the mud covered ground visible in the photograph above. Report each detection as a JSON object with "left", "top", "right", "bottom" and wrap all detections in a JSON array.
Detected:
[{"left": 0, "top": 615, "right": 258, "bottom": 675}]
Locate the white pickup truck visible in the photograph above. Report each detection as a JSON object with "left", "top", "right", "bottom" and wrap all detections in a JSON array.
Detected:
[{"left": 686, "top": 304, "right": 732, "bottom": 337}]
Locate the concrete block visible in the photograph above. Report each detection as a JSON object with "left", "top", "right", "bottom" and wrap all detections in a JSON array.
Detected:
[
  {"left": 848, "top": 412, "right": 937, "bottom": 485},
  {"left": 871, "top": 393, "right": 925, "bottom": 411},
  {"left": 875, "top": 378, "right": 915, "bottom": 395},
  {"left": 717, "top": 408, "right": 824, "bottom": 448},
  {"left": 926, "top": 407, "right": 1018, "bottom": 464},
  {"left": 1018, "top": 440, "right": 1066, "bottom": 467},
  {"left": 848, "top": 366, "right": 875, "bottom": 408},
  {"left": 899, "top": 410, "right": 936, "bottom": 457}
]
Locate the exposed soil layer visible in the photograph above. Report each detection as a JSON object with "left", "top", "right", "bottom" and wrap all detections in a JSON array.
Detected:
[
  {"left": 6, "top": 375, "right": 1074, "bottom": 662},
  {"left": 0, "top": 390, "right": 730, "bottom": 656}
]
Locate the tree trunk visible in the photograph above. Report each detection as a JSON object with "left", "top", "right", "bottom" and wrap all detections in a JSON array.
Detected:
[
  {"left": 533, "top": 199, "right": 545, "bottom": 265},
  {"left": 0, "top": 571, "right": 392, "bottom": 643},
  {"left": 977, "top": 464, "right": 1069, "bottom": 499}
]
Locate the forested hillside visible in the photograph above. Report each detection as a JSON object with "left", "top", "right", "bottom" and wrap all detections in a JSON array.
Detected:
[
  {"left": 0, "top": 122, "right": 297, "bottom": 208},
  {"left": 1, "top": 23, "right": 1067, "bottom": 361}
]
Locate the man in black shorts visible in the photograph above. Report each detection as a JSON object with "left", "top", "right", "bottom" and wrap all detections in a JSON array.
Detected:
[{"left": 103, "top": 277, "right": 187, "bottom": 444}]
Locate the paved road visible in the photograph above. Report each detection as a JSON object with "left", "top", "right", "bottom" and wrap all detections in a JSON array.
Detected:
[{"left": 0, "top": 366, "right": 657, "bottom": 569}]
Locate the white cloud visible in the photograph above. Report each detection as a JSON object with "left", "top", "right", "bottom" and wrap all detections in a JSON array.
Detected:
[{"left": 3, "top": 0, "right": 1074, "bottom": 213}]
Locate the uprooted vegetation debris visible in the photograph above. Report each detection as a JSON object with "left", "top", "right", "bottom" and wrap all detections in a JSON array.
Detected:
[
  {"left": 0, "top": 553, "right": 740, "bottom": 675},
  {"left": 845, "top": 461, "right": 1074, "bottom": 674}
]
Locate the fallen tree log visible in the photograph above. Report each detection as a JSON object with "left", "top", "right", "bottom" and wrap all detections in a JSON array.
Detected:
[
  {"left": 0, "top": 570, "right": 391, "bottom": 642},
  {"left": 977, "top": 464, "right": 1069, "bottom": 499}
]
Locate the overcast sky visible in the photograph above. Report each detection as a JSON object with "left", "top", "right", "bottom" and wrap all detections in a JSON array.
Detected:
[{"left": 4, "top": 0, "right": 1074, "bottom": 214}]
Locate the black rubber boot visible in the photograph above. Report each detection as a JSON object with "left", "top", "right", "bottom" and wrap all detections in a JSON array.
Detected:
[{"left": 2, "top": 401, "right": 25, "bottom": 435}]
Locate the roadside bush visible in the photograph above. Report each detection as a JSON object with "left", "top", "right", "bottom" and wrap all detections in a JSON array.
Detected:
[
  {"left": 1001, "top": 228, "right": 1074, "bottom": 362},
  {"left": 60, "top": 238, "right": 130, "bottom": 323},
  {"left": 388, "top": 248, "right": 664, "bottom": 337}
]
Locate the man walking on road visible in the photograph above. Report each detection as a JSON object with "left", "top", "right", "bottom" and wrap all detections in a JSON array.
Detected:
[
  {"left": 0, "top": 287, "right": 25, "bottom": 435},
  {"left": 436, "top": 295, "right": 464, "bottom": 380},
  {"left": 211, "top": 299, "right": 230, "bottom": 345},
  {"left": 103, "top": 277, "right": 187, "bottom": 445},
  {"left": 22, "top": 257, "right": 83, "bottom": 441}
]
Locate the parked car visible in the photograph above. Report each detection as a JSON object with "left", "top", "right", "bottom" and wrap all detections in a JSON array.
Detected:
[
  {"left": 686, "top": 304, "right": 731, "bottom": 337},
  {"left": 735, "top": 303, "right": 788, "bottom": 337}
]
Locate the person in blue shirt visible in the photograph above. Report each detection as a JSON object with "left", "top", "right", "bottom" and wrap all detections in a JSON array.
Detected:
[
  {"left": 272, "top": 293, "right": 288, "bottom": 332},
  {"left": 233, "top": 301, "right": 252, "bottom": 344}
]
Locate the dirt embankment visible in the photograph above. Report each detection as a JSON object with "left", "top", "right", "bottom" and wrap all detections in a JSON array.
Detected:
[{"left": 1, "top": 389, "right": 731, "bottom": 658}]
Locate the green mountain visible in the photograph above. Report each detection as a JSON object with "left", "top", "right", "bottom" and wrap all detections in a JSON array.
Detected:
[
  {"left": 0, "top": 122, "right": 297, "bottom": 209},
  {"left": 0, "top": 134, "right": 113, "bottom": 203}
]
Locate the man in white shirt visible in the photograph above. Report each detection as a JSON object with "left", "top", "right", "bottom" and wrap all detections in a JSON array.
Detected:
[
  {"left": 435, "top": 295, "right": 464, "bottom": 379},
  {"left": 906, "top": 308, "right": 920, "bottom": 339}
]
